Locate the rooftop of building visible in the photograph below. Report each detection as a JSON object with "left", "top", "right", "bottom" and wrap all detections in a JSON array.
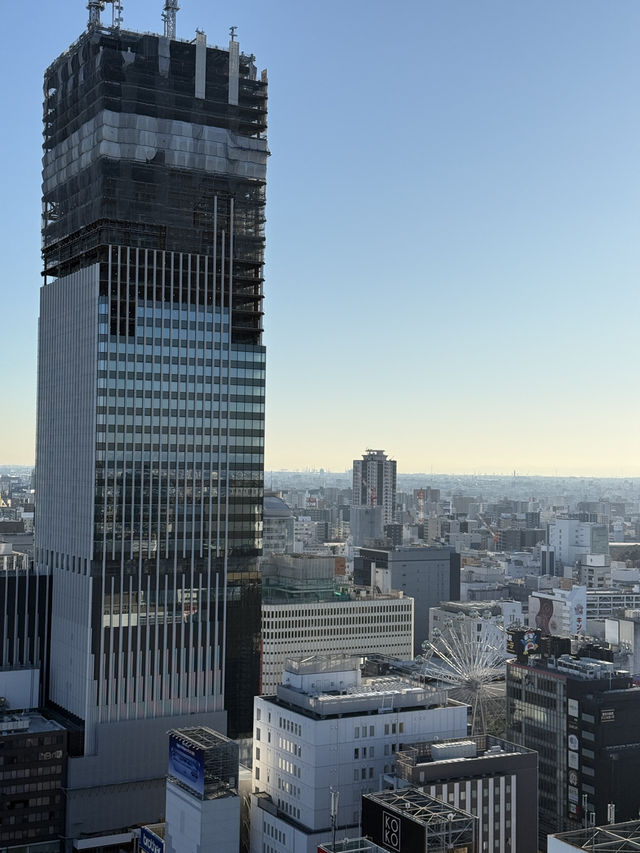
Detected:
[
  {"left": 319, "top": 840, "right": 390, "bottom": 853},
  {"left": 434, "top": 600, "right": 520, "bottom": 616},
  {"left": 359, "top": 543, "right": 454, "bottom": 557},
  {"left": 169, "top": 726, "right": 232, "bottom": 753},
  {"left": 263, "top": 494, "right": 293, "bottom": 518},
  {"left": 0, "top": 711, "right": 65, "bottom": 737},
  {"left": 261, "top": 585, "right": 409, "bottom": 607},
  {"left": 168, "top": 727, "right": 239, "bottom": 800},
  {"left": 549, "top": 819, "right": 640, "bottom": 851},
  {"left": 264, "top": 654, "right": 455, "bottom": 719},
  {"left": 510, "top": 653, "right": 632, "bottom": 683},
  {"left": 364, "top": 788, "right": 476, "bottom": 833},
  {"left": 395, "top": 734, "right": 535, "bottom": 777}
]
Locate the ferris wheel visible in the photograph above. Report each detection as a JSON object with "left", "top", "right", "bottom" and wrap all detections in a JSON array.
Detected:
[{"left": 418, "top": 619, "right": 507, "bottom": 736}]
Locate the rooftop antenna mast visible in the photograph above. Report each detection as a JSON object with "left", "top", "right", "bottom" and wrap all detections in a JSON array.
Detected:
[
  {"left": 110, "top": 0, "right": 123, "bottom": 30},
  {"left": 87, "top": 0, "right": 105, "bottom": 30},
  {"left": 162, "top": 0, "right": 179, "bottom": 39}
]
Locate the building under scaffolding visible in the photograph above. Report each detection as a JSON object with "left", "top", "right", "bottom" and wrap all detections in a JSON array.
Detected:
[{"left": 36, "top": 2, "right": 268, "bottom": 839}]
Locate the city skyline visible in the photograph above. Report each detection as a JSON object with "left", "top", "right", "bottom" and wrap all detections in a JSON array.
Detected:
[{"left": 2, "top": 1, "right": 640, "bottom": 476}]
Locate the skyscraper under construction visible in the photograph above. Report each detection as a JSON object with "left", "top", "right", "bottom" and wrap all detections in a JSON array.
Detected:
[{"left": 35, "top": 1, "right": 267, "bottom": 834}]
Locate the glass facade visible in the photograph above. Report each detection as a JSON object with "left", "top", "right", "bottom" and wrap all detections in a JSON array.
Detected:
[{"left": 36, "top": 26, "right": 267, "bottom": 741}]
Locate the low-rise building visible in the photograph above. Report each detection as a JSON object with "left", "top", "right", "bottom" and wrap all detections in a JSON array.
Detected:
[
  {"left": 392, "top": 734, "right": 538, "bottom": 853},
  {"left": 0, "top": 710, "right": 67, "bottom": 853}
]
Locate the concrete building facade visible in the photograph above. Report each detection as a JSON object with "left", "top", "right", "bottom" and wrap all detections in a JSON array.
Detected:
[
  {"left": 356, "top": 546, "right": 460, "bottom": 655},
  {"left": 261, "top": 590, "right": 414, "bottom": 695},
  {"left": 250, "top": 655, "right": 468, "bottom": 853},
  {"left": 507, "top": 651, "right": 640, "bottom": 844},
  {"left": 392, "top": 735, "right": 538, "bottom": 853}
]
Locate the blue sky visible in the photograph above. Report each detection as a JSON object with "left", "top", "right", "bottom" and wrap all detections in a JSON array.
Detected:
[{"left": 1, "top": 1, "right": 639, "bottom": 474}]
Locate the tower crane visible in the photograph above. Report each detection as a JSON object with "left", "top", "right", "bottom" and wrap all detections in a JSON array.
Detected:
[{"left": 477, "top": 513, "right": 499, "bottom": 546}]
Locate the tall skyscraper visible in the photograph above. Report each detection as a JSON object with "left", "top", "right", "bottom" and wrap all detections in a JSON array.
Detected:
[
  {"left": 352, "top": 449, "right": 397, "bottom": 525},
  {"left": 35, "top": 4, "right": 267, "bottom": 834}
]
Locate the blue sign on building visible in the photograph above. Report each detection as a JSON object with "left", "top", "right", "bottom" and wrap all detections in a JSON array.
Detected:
[
  {"left": 168, "top": 733, "right": 205, "bottom": 796},
  {"left": 140, "top": 826, "right": 164, "bottom": 853}
]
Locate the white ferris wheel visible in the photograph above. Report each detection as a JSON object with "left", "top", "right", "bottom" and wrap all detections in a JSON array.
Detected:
[{"left": 418, "top": 616, "right": 507, "bottom": 736}]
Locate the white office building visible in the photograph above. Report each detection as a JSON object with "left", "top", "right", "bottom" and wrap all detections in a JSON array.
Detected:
[
  {"left": 250, "top": 655, "right": 468, "bottom": 853},
  {"left": 261, "top": 589, "right": 414, "bottom": 695},
  {"left": 548, "top": 520, "right": 609, "bottom": 570}
]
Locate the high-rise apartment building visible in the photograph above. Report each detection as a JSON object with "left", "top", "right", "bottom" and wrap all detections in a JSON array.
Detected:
[
  {"left": 352, "top": 450, "right": 397, "bottom": 526},
  {"left": 35, "top": 4, "right": 267, "bottom": 835}
]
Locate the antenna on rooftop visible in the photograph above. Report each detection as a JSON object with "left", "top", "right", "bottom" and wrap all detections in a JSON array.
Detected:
[
  {"left": 229, "top": 25, "right": 238, "bottom": 42},
  {"left": 110, "top": 0, "right": 123, "bottom": 30},
  {"left": 162, "top": 0, "right": 179, "bottom": 39},
  {"left": 87, "top": 0, "right": 105, "bottom": 30}
]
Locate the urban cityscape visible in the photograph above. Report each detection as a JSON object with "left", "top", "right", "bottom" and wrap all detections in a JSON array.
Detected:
[{"left": 1, "top": 3, "right": 640, "bottom": 853}]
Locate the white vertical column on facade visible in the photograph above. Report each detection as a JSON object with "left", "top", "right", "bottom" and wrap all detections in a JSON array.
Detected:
[
  {"left": 107, "top": 573, "right": 115, "bottom": 721},
  {"left": 98, "top": 251, "right": 110, "bottom": 714},
  {"left": 498, "top": 774, "right": 506, "bottom": 852},
  {"left": 202, "top": 252, "right": 211, "bottom": 710},
  {"left": 11, "top": 563, "right": 20, "bottom": 666},
  {"left": 221, "top": 203, "right": 234, "bottom": 704},
  {"left": 488, "top": 776, "right": 494, "bottom": 850},
  {"left": 216, "top": 225, "right": 225, "bottom": 559},
  {"left": 162, "top": 572, "right": 169, "bottom": 707},
  {"left": 195, "top": 254, "right": 204, "bottom": 707},
  {"left": 210, "top": 198, "right": 219, "bottom": 706},
  {"left": 217, "top": 223, "right": 226, "bottom": 701},
  {"left": 22, "top": 559, "right": 29, "bottom": 664},
  {"left": 3, "top": 567, "right": 10, "bottom": 667},
  {"left": 83, "top": 576, "right": 95, "bottom": 750},
  {"left": 153, "top": 249, "right": 164, "bottom": 709},
  {"left": 146, "top": 571, "right": 152, "bottom": 716},
  {"left": 170, "top": 252, "right": 184, "bottom": 713},
  {"left": 111, "top": 246, "right": 121, "bottom": 565},
  {"left": 116, "top": 247, "right": 130, "bottom": 720},
  {"left": 186, "top": 252, "right": 196, "bottom": 702},
  {"left": 11, "top": 561, "right": 18, "bottom": 665},
  {"left": 178, "top": 569, "right": 186, "bottom": 712},
  {"left": 168, "top": 251, "right": 178, "bottom": 707},
  {"left": 126, "top": 572, "right": 133, "bottom": 717},
  {"left": 510, "top": 774, "right": 516, "bottom": 852},
  {"left": 41, "top": 572, "right": 50, "bottom": 707},
  {"left": 33, "top": 564, "right": 40, "bottom": 668},
  {"left": 198, "top": 253, "right": 205, "bottom": 561},
  {"left": 135, "top": 252, "right": 146, "bottom": 712}
]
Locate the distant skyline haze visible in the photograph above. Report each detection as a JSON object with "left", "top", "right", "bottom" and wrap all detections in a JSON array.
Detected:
[{"left": 1, "top": 0, "right": 639, "bottom": 475}]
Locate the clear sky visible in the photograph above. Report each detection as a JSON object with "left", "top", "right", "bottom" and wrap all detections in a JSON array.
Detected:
[{"left": 1, "top": 1, "right": 639, "bottom": 476}]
